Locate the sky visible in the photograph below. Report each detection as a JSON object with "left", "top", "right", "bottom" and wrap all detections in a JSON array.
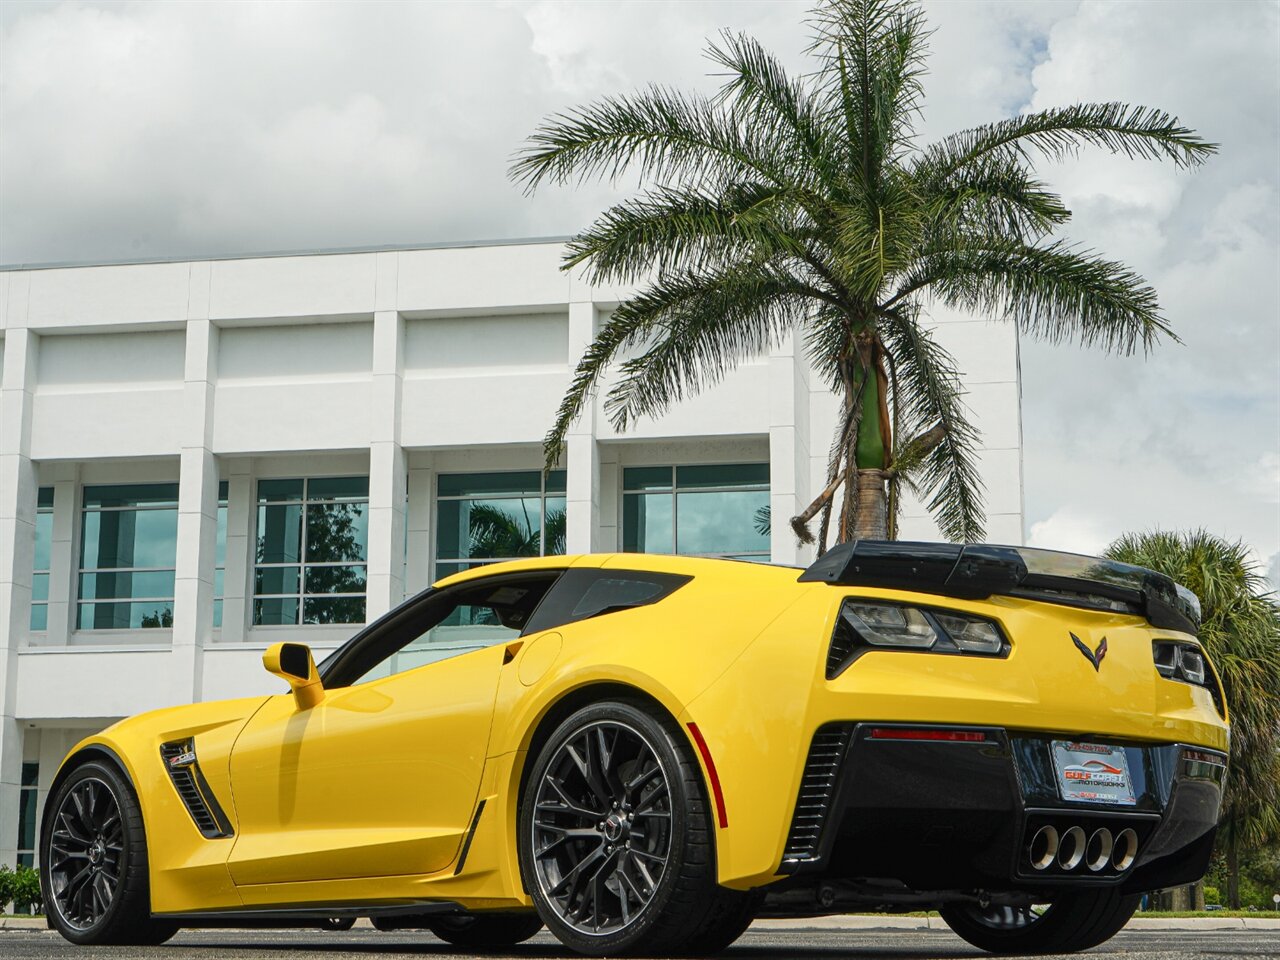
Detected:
[{"left": 1, "top": 0, "right": 1278, "bottom": 587}]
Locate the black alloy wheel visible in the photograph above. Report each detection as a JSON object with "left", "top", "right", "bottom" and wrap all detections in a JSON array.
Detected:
[
  {"left": 530, "top": 718, "right": 673, "bottom": 935},
  {"left": 41, "top": 759, "right": 177, "bottom": 946},
  {"left": 940, "top": 889, "right": 1141, "bottom": 953},
  {"left": 518, "top": 700, "right": 755, "bottom": 957},
  {"left": 47, "top": 777, "right": 124, "bottom": 930}
]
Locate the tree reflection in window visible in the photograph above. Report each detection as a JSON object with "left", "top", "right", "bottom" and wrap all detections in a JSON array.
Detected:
[
  {"left": 254, "top": 477, "right": 368, "bottom": 626},
  {"left": 435, "top": 471, "right": 567, "bottom": 629}
]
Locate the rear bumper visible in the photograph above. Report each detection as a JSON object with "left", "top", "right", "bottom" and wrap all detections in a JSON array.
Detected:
[{"left": 778, "top": 723, "right": 1224, "bottom": 895}]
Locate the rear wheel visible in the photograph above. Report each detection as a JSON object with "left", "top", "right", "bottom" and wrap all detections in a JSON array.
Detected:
[
  {"left": 940, "top": 889, "right": 1140, "bottom": 953},
  {"left": 518, "top": 700, "right": 752, "bottom": 956},
  {"left": 427, "top": 912, "right": 543, "bottom": 948},
  {"left": 40, "top": 759, "right": 178, "bottom": 946}
]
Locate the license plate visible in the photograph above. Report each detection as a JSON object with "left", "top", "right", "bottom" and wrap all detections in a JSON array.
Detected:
[{"left": 1051, "top": 741, "right": 1136, "bottom": 806}]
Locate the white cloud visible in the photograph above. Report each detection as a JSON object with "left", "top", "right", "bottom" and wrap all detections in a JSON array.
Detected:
[{"left": 1027, "top": 507, "right": 1113, "bottom": 556}]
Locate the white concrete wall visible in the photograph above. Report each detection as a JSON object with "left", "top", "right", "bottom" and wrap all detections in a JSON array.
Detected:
[{"left": 0, "top": 240, "right": 1023, "bottom": 866}]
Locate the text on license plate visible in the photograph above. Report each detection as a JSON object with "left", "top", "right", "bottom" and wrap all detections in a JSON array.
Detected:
[{"left": 1050, "top": 741, "right": 1136, "bottom": 806}]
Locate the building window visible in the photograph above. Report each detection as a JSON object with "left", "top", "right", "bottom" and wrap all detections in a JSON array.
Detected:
[
  {"left": 254, "top": 477, "right": 368, "bottom": 626},
  {"left": 17, "top": 762, "right": 38, "bottom": 868},
  {"left": 78, "top": 483, "right": 179, "bottom": 629},
  {"left": 435, "top": 470, "right": 567, "bottom": 580},
  {"left": 31, "top": 487, "right": 53, "bottom": 631},
  {"left": 623, "top": 464, "right": 770, "bottom": 559},
  {"left": 213, "top": 481, "right": 228, "bottom": 628}
]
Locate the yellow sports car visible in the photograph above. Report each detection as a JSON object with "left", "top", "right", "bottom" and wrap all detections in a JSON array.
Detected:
[{"left": 41, "top": 542, "right": 1227, "bottom": 955}]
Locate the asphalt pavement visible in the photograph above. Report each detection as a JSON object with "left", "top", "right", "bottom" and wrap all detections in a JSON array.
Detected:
[{"left": 0, "top": 925, "right": 1276, "bottom": 960}]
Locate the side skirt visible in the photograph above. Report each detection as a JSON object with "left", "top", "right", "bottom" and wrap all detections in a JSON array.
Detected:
[{"left": 155, "top": 900, "right": 463, "bottom": 927}]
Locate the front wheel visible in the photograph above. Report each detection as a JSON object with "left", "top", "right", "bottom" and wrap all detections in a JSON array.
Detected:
[
  {"left": 427, "top": 912, "right": 543, "bottom": 948},
  {"left": 940, "top": 889, "right": 1140, "bottom": 954},
  {"left": 40, "top": 759, "right": 178, "bottom": 946},
  {"left": 518, "top": 699, "right": 753, "bottom": 957}
]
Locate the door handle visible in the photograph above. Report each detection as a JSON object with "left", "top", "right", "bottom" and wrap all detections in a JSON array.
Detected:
[{"left": 503, "top": 640, "right": 525, "bottom": 664}]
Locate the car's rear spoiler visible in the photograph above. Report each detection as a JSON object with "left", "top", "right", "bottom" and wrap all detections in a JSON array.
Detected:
[{"left": 798, "top": 541, "right": 1200, "bottom": 634}]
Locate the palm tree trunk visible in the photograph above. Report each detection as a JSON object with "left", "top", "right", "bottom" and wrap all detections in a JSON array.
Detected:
[{"left": 838, "top": 334, "right": 893, "bottom": 541}]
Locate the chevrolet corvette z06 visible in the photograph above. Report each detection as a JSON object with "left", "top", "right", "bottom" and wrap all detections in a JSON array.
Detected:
[{"left": 41, "top": 542, "right": 1227, "bottom": 955}]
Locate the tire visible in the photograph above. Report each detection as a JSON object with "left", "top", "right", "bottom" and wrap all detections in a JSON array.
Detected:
[
  {"left": 940, "top": 889, "right": 1140, "bottom": 954},
  {"left": 427, "top": 912, "right": 543, "bottom": 949},
  {"left": 318, "top": 917, "right": 357, "bottom": 931},
  {"left": 40, "top": 758, "right": 178, "bottom": 946},
  {"left": 518, "top": 699, "right": 749, "bottom": 957}
]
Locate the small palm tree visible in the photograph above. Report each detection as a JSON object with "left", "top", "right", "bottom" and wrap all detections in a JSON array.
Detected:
[
  {"left": 513, "top": 0, "right": 1214, "bottom": 545},
  {"left": 1107, "top": 531, "right": 1280, "bottom": 910}
]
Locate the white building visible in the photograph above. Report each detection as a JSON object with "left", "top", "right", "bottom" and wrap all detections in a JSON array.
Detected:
[{"left": 0, "top": 239, "right": 1024, "bottom": 869}]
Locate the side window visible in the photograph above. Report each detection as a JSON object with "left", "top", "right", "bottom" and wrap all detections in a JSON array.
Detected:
[
  {"left": 523, "top": 569, "right": 691, "bottom": 634},
  {"left": 321, "top": 572, "right": 562, "bottom": 688}
]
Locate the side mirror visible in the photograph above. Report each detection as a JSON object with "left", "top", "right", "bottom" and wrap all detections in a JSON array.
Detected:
[{"left": 263, "top": 642, "right": 325, "bottom": 710}]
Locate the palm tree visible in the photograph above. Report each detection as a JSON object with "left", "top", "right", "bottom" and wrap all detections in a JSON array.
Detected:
[
  {"left": 1107, "top": 531, "right": 1280, "bottom": 910},
  {"left": 512, "top": 0, "right": 1215, "bottom": 546}
]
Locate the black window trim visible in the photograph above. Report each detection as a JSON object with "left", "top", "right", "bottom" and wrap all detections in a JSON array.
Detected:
[{"left": 520, "top": 568, "right": 692, "bottom": 636}]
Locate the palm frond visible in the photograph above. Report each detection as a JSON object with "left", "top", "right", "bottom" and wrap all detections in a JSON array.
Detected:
[
  {"left": 808, "top": 0, "right": 930, "bottom": 182},
  {"left": 601, "top": 264, "right": 813, "bottom": 430},
  {"left": 892, "top": 238, "right": 1175, "bottom": 355},
  {"left": 510, "top": 85, "right": 791, "bottom": 193},
  {"left": 564, "top": 182, "right": 816, "bottom": 285},
  {"left": 880, "top": 306, "right": 985, "bottom": 541},
  {"left": 912, "top": 149, "right": 1071, "bottom": 243},
  {"left": 708, "top": 31, "right": 840, "bottom": 191},
  {"left": 920, "top": 102, "right": 1218, "bottom": 179}
]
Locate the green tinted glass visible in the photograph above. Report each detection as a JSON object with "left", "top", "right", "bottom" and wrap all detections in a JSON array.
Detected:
[
  {"left": 438, "top": 472, "right": 542, "bottom": 498},
  {"left": 676, "top": 463, "right": 769, "bottom": 489},
  {"left": 254, "top": 597, "right": 299, "bottom": 626},
  {"left": 255, "top": 565, "right": 301, "bottom": 596},
  {"left": 622, "top": 493, "right": 673, "bottom": 553},
  {"left": 83, "top": 483, "right": 179, "bottom": 509},
  {"left": 30, "top": 603, "right": 47, "bottom": 631},
  {"left": 32, "top": 572, "right": 49, "bottom": 602},
  {"left": 544, "top": 497, "right": 567, "bottom": 555},
  {"left": 21, "top": 762, "right": 38, "bottom": 787},
  {"left": 77, "top": 602, "right": 173, "bottom": 629},
  {"left": 623, "top": 467, "right": 673, "bottom": 492},
  {"left": 304, "top": 596, "right": 365, "bottom": 625},
  {"left": 304, "top": 564, "right": 368, "bottom": 594},
  {"left": 305, "top": 502, "right": 368, "bottom": 563},
  {"left": 307, "top": 476, "right": 369, "bottom": 501},
  {"left": 18, "top": 790, "right": 35, "bottom": 849},
  {"left": 545, "top": 470, "right": 567, "bottom": 494},
  {"left": 79, "top": 570, "right": 175, "bottom": 601},
  {"left": 256, "top": 504, "right": 303, "bottom": 564},
  {"left": 212, "top": 599, "right": 223, "bottom": 629},
  {"left": 675, "top": 489, "right": 771, "bottom": 555},
  {"left": 257, "top": 479, "right": 304, "bottom": 503},
  {"left": 80, "top": 508, "right": 178, "bottom": 570},
  {"left": 437, "top": 498, "right": 541, "bottom": 560},
  {"left": 37, "top": 487, "right": 55, "bottom": 509},
  {"left": 33, "top": 512, "right": 53, "bottom": 571}
]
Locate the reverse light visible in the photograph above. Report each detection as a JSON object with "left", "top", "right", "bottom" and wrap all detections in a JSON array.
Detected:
[
  {"left": 1153, "top": 640, "right": 1224, "bottom": 716},
  {"left": 933, "top": 613, "right": 1005, "bottom": 655},
  {"left": 844, "top": 604, "right": 937, "bottom": 648}
]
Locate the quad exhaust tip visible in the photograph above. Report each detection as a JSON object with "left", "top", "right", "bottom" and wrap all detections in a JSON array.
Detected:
[
  {"left": 1027, "top": 824, "right": 1139, "bottom": 872},
  {"left": 1085, "top": 828, "right": 1113, "bottom": 872},
  {"left": 1028, "top": 825, "right": 1058, "bottom": 871},
  {"left": 1057, "top": 826, "right": 1086, "bottom": 871},
  {"left": 1112, "top": 828, "right": 1139, "bottom": 871}
]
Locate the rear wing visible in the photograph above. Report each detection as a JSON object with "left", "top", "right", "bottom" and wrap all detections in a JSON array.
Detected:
[{"left": 799, "top": 541, "right": 1200, "bottom": 634}]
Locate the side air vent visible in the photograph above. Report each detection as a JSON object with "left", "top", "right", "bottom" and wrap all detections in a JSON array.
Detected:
[
  {"left": 781, "top": 723, "right": 853, "bottom": 866},
  {"left": 159, "top": 739, "right": 234, "bottom": 839},
  {"left": 826, "top": 616, "right": 857, "bottom": 678}
]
